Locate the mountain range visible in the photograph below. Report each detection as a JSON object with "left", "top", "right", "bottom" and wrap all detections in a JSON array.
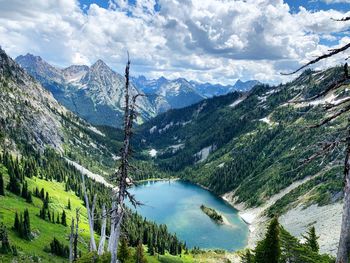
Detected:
[
  {"left": 0, "top": 46, "right": 344, "bottom": 261},
  {"left": 16, "top": 54, "right": 260, "bottom": 126}
]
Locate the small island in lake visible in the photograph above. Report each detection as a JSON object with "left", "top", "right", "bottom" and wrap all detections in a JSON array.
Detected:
[{"left": 200, "top": 204, "right": 224, "bottom": 224}]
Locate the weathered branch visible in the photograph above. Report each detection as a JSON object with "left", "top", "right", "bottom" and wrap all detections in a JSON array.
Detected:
[
  {"left": 82, "top": 175, "right": 97, "bottom": 251},
  {"left": 69, "top": 218, "right": 75, "bottom": 263},
  {"left": 282, "top": 43, "right": 350, "bottom": 75},
  {"left": 311, "top": 103, "right": 350, "bottom": 128},
  {"left": 97, "top": 204, "right": 107, "bottom": 255},
  {"left": 332, "top": 16, "right": 350, "bottom": 22}
]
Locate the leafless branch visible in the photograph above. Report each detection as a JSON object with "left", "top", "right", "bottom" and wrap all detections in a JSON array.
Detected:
[{"left": 282, "top": 44, "right": 350, "bottom": 75}]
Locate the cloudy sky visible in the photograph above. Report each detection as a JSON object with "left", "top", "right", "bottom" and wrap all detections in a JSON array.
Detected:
[{"left": 0, "top": 0, "right": 349, "bottom": 84}]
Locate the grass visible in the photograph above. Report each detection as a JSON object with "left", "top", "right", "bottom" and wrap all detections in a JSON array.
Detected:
[{"left": 0, "top": 171, "right": 91, "bottom": 262}]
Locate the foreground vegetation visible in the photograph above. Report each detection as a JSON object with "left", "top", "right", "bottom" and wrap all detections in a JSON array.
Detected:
[{"left": 242, "top": 218, "right": 334, "bottom": 263}]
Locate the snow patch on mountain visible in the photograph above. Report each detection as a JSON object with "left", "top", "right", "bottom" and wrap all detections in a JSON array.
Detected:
[
  {"left": 87, "top": 126, "right": 105, "bottom": 137},
  {"left": 149, "top": 149, "right": 157, "bottom": 157},
  {"left": 230, "top": 96, "right": 247, "bottom": 108},
  {"left": 65, "top": 158, "right": 114, "bottom": 189}
]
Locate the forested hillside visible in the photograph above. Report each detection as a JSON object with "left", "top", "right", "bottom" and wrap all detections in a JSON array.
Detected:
[{"left": 134, "top": 66, "right": 348, "bottom": 255}]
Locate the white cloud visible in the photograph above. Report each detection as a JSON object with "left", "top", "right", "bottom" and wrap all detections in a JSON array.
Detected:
[{"left": 0, "top": 0, "right": 349, "bottom": 85}]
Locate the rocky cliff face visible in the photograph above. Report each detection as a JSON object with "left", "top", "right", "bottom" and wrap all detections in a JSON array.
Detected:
[{"left": 0, "top": 49, "right": 66, "bottom": 151}]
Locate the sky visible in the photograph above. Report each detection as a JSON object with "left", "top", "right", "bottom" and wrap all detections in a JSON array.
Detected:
[{"left": 0, "top": 0, "right": 349, "bottom": 85}]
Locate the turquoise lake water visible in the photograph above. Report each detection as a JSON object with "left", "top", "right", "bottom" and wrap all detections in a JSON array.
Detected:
[{"left": 128, "top": 180, "right": 248, "bottom": 251}]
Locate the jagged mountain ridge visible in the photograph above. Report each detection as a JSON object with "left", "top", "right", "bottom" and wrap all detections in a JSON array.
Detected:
[
  {"left": 132, "top": 75, "right": 260, "bottom": 112},
  {"left": 131, "top": 76, "right": 205, "bottom": 113},
  {"left": 16, "top": 54, "right": 156, "bottom": 127}
]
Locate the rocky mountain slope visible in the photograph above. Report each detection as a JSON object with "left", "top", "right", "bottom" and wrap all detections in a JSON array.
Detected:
[
  {"left": 135, "top": 66, "right": 349, "bottom": 255},
  {"left": 1, "top": 48, "right": 120, "bottom": 176},
  {"left": 16, "top": 54, "right": 156, "bottom": 127}
]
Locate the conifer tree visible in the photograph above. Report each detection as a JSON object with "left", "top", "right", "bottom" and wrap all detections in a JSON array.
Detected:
[
  {"left": 22, "top": 209, "right": 31, "bottom": 240},
  {"left": 135, "top": 240, "right": 147, "bottom": 263},
  {"left": 241, "top": 249, "right": 254, "bottom": 263},
  {"left": 67, "top": 198, "right": 71, "bottom": 210},
  {"left": 0, "top": 223, "right": 11, "bottom": 254},
  {"left": 40, "top": 188, "right": 44, "bottom": 199},
  {"left": 44, "top": 192, "right": 49, "bottom": 209},
  {"left": 13, "top": 212, "right": 19, "bottom": 231},
  {"left": 255, "top": 217, "right": 280, "bottom": 263},
  {"left": 26, "top": 191, "right": 32, "bottom": 203},
  {"left": 0, "top": 172, "right": 4, "bottom": 196},
  {"left": 7, "top": 173, "right": 21, "bottom": 195},
  {"left": 118, "top": 237, "right": 130, "bottom": 263},
  {"left": 56, "top": 213, "right": 60, "bottom": 224},
  {"left": 21, "top": 181, "right": 28, "bottom": 199},
  {"left": 303, "top": 226, "right": 319, "bottom": 253},
  {"left": 61, "top": 210, "right": 67, "bottom": 226}
]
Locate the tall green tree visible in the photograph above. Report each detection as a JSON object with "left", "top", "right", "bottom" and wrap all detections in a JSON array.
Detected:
[
  {"left": 241, "top": 249, "right": 254, "bottom": 263},
  {"left": 303, "top": 226, "right": 319, "bottom": 253},
  {"left": 135, "top": 241, "right": 147, "bottom": 263},
  {"left": 255, "top": 217, "right": 281, "bottom": 263},
  {"left": 61, "top": 210, "right": 67, "bottom": 226},
  {"left": 118, "top": 237, "right": 130, "bottom": 263},
  {"left": 22, "top": 209, "right": 31, "bottom": 240},
  {"left": 13, "top": 212, "right": 19, "bottom": 231},
  {"left": 0, "top": 223, "right": 11, "bottom": 254}
]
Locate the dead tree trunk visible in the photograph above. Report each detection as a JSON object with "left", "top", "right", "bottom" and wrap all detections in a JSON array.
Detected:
[
  {"left": 108, "top": 54, "right": 140, "bottom": 263},
  {"left": 98, "top": 204, "right": 107, "bottom": 255},
  {"left": 82, "top": 175, "right": 97, "bottom": 251},
  {"left": 69, "top": 218, "right": 75, "bottom": 263},
  {"left": 337, "top": 123, "right": 350, "bottom": 263},
  {"left": 74, "top": 208, "right": 80, "bottom": 261}
]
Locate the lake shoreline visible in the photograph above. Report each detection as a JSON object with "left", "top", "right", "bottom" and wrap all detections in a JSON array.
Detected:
[{"left": 130, "top": 179, "right": 248, "bottom": 251}]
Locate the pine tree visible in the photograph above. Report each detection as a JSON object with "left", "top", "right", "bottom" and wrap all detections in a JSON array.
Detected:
[
  {"left": 255, "top": 217, "right": 280, "bottom": 263},
  {"left": 26, "top": 191, "right": 32, "bottom": 203},
  {"left": 44, "top": 192, "right": 49, "bottom": 209},
  {"left": 21, "top": 181, "right": 28, "bottom": 199},
  {"left": 61, "top": 210, "right": 67, "bottom": 226},
  {"left": 13, "top": 212, "right": 19, "bottom": 231},
  {"left": 67, "top": 198, "right": 71, "bottom": 210},
  {"left": 118, "top": 237, "right": 130, "bottom": 263},
  {"left": 56, "top": 213, "right": 60, "bottom": 224},
  {"left": 40, "top": 188, "right": 45, "bottom": 199},
  {"left": 241, "top": 249, "right": 254, "bottom": 263},
  {"left": 0, "top": 172, "right": 4, "bottom": 196},
  {"left": 22, "top": 209, "right": 31, "bottom": 240},
  {"left": 303, "top": 226, "right": 319, "bottom": 253},
  {"left": 135, "top": 240, "right": 147, "bottom": 263},
  {"left": 7, "top": 173, "right": 21, "bottom": 195},
  {"left": 34, "top": 187, "right": 39, "bottom": 197},
  {"left": 0, "top": 223, "right": 11, "bottom": 254}
]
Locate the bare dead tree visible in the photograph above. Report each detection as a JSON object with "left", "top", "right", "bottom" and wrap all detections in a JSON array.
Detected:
[
  {"left": 74, "top": 208, "right": 80, "bottom": 261},
  {"left": 108, "top": 54, "right": 142, "bottom": 263},
  {"left": 284, "top": 16, "right": 350, "bottom": 263},
  {"left": 82, "top": 174, "right": 97, "bottom": 251},
  {"left": 97, "top": 204, "right": 107, "bottom": 255},
  {"left": 69, "top": 218, "right": 75, "bottom": 263}
]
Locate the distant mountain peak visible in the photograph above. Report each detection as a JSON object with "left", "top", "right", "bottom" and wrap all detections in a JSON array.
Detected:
[{"left": 91, "top": 59, "right": 112, "bottom": 72}]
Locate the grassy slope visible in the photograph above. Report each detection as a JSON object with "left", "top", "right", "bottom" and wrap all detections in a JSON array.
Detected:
[{"left": 0, "top": 163, "right": 232, "bottom": 263}]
